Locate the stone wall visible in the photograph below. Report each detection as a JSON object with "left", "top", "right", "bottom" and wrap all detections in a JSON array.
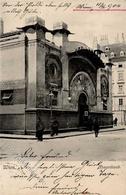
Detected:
[
  {"left": 25, "top": 109, "right": 113, "bottom": 135},
  {"left": 0, "top": 114, "right": 25, "bottom": 133}
]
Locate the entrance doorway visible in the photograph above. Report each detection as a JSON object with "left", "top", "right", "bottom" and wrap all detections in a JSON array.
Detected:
[{"left": 78, "top": 93, "right": 89, "bottom": 126}]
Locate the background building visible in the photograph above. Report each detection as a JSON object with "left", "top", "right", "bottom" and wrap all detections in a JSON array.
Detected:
[
  {"left": 0, "top": 16, "right": 113, "bottom": 134},
  {"left": 101, "top": 41, "right": 126, "bottom": 125}
]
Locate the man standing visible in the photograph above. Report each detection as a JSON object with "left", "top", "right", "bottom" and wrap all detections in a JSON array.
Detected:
[
  {"left": 87, "top": 115, "right": 93, "bottom": 131},
  {"left": 50, "top": 118, "right": 59, "bottom": 136},
  {"left": 93, "top": 117, "right": 100, "bottom": 138},
  {"left": 36, "top": 114, "right": 45, "bottom": 141},
  {"left": 114, "top": 117, "right": 118, "bottom": 126}
]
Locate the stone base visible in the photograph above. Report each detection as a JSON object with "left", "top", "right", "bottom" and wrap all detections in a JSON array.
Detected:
[
  {"left": 90, "top": 112, "right": 113, "bottom": 126},
  {"left": 0, "top": 114, "right": 25, "bottom": 134},
  {"left": 25, "top": 109, "right": 113, "bottom": 135},
  {"left": 0, "top": 109, "right": 113, "bottom": 135}
]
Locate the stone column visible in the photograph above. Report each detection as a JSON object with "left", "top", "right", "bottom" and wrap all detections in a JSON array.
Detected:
[
  {"left": 36, "top": 40, "right": 46, "bottom": 108},
  {"left": 53, "top": 22, "right": 68, "bottom": 47},
  {"left": 97, "top": 68, "right": 102, "bottom": 111},
  {"left": 25, "top": 16, "right": 46, "bottom": 108},
  {"left": 23, "top": 16, "right": 46, "bottom": 133},
  {"left": 106, "top": 64, "right": 112, "bottom": 113},
  {"left": 26, "top": 32, "right": 37, "bottom": 108},
  {"left": 61, "top": 49, "right": 70, "bottom": 109},
  {"left": 53, "top": 21, "right": 70, "bottom": 109}
]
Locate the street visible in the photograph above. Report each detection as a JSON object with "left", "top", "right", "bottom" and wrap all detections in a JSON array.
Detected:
[
  {"left": 0, "top": 129, "right": 126, "bottom": 161},
  {"left": 0, "top": 129, "right": 126, "bottom": 195}
]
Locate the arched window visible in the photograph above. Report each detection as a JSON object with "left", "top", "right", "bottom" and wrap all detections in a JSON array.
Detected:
[
  {"left": 110, "top": 52, "right": 115, "bottom": 58},
  {"left": 120, "top": 51, "right": 125, "bottom": 56},
  {"left": 49, "top": 63, "right": 57, "bottom": 78},
  {"left": 105, "top": 47, "right": 110, "bottom": 51}
]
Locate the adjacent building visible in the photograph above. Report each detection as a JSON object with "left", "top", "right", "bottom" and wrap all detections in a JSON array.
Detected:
[
  {"left": 0, "top": 16, "right": 113, "bottom": 134},
  {"left": 101, "top": 42, "right": 126, "bottom": 125}
]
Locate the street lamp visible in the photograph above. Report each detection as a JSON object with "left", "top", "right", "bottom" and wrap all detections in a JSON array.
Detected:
[
  {"left": 68, "top": 85, "right": 71, "bottom": 102},
  {"left": 68, "top": 96, "right": 71, "bottom": 102}
]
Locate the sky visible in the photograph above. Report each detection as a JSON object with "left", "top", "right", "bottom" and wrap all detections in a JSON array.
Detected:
[{"left": 1, "top": 0, "right": 126, "bottom": 47}]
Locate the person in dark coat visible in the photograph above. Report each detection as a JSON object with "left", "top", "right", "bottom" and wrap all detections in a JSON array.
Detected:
[
  {"left": 87, "top": 115, "right": 93, "bottom": 131},
  {"left": 114, "top": 117, "right": 118, "bottom": 126},
  {"left": 50, "top": 118, "right": 59, "bottom": 137},
  {"left": 36, "top": 115, "right": 45, "bottom": 141},
  {"left": 93, "top": 117, "right": 100, "bottom": 138}
]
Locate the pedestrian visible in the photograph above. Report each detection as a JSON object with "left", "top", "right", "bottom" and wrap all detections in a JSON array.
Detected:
[
  {"left": 114, "top": 117, "right": 118, "bottom": 126},
  {"left": 36, "top": 115, "right": 45, "bottom": 141},
  {"left": 93, "top": 117, "right": 100, "bottom": 138},
  {"left": 87, "top": 115, "right": 93, "bottom": 131},
  {"left": 50, "top": 118, "right": 59, "bottom": 136}
]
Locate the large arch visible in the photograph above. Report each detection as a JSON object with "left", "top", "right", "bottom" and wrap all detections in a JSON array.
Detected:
[{"left": 70, "top": 71, "right": 96, "bottom": 109}]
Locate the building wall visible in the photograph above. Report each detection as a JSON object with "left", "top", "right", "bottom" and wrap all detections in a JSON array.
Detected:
[
  {"left": 0, "top": 18, "right": 113, "bottom": 134},
  {"left": 0, "top": 114, "right": 25, "bottom": 133},
  {"left": 112, "top": 61, "right": 126, "bottom": 124},
  {"left": 0, "top": 46, "right": 25, "bottom": 81},
  {"left": 100, "top": 43, "right": 126, "bottom": 125},
  {"left": 0, "top": 33, "right": 26, "bottom": 132},
  {"left": 25, "top": 109, "right": 113, "bottom": 135}
]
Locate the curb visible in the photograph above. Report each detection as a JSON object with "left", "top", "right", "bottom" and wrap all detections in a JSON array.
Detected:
[{"left": 0, "top": 127, "right": 125, "bottom": 140}]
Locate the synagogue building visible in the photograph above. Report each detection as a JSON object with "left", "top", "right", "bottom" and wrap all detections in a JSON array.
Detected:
[{"left": 0, "top": 16, "right": 113, "bottom": 134}]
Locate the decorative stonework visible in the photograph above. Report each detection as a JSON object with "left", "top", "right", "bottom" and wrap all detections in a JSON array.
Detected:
[
  {"left": 45, "top": 54, "right": 62, "bottom": 88},
  {"left": 100, "top": 74, "right": 109, "bottom": 110},
  {"left": 0, "top": 16, "right": 113, "bottom": 131},
  {"left": 101, "top": 75, "right": 109, "bottom": 99},
  {"left": 70, "top": 72, "right": 96, "bottom": 108}
]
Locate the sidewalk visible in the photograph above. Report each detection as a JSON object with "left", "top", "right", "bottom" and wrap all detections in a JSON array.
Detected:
[{"left": 0, "top": 125, "right": 125, "bottom": 140}]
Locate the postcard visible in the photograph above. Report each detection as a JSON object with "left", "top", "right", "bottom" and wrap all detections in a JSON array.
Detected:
[{"left": 0, "top": 0, "right": 126, "bottom": 194}]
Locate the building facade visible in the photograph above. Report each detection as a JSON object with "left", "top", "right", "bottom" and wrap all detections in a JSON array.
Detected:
[
  {"left": 101, "top": 43, "right": 126, "bottom": 125},
  {"left": 0, "top": 16, "right": 113, "bottom": 134}
]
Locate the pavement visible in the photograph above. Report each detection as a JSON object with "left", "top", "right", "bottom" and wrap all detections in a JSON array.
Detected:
[{"left": 0, "top": 125, "right": 125, "bottom": 140}]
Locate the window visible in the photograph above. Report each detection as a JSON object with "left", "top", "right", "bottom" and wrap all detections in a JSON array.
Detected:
[
  {"left": 118, "top": 85, "right": 123, "bottom": 94},
  {"left": 118, "top": 64, "right": 123, "bottom": 68},
  {"left": 110, "top": 52, "right": 115, "bottom": 58},
  {"left": 118, "top": 72, "right": 124, "bottom": 81},
  {"left": 49, "top": 63, "right": 57, "bottom": 78},
  {"left": 105, "top": 47, "right": 110, "bottom": 51},
  {"left": 119, "top": 98, "right": 123, "bottom": 105},
  {"left": 1, "top": 90, "right": 13, "bottom": 105},
  {"left": 120, "top": 51, "right": 125, "bottom": 56}
]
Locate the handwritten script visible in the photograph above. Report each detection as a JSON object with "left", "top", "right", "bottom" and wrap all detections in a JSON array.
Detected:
[
  {"left": 1, "top": 0, "right": 126, "bottom": 18},
  {"left": 0, "top": 146, "right": 125, "bottom": 195}
]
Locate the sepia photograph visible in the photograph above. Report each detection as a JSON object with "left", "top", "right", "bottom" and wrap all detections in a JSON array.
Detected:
[{"left": 0, "top": 0, "right": 126, "bottom": 194}]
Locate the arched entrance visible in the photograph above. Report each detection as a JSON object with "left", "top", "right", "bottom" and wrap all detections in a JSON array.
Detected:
[{"left": 78, "top": 93, "right": 89, "bottom": 127}]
